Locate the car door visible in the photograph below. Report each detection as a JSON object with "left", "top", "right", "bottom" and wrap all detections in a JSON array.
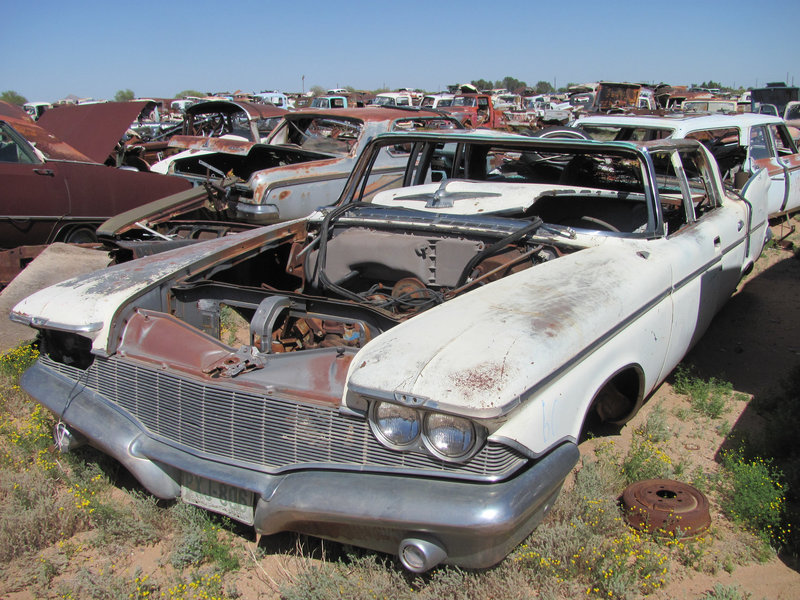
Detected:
[
  {"left": 746, "top": 124, "right": 786, "bottom": 215},
  {"left": 654, "top": 147, "right": 748, "bottom": 381},
  {"left": 767, "top": 123, "right": 800, "bottom": 214},
  {"left": 0, "top": 121, "right": 70, "bottom": 248}
]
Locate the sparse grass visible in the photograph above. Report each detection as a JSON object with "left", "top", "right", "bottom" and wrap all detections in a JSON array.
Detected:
[
  {"left": 220, "top": 305, "right": 248, "bottom": 346},
  {"left": 0, "top": 343, "right": 243, "bottom": 598},
  {"left": 641, "top": 402, "right": 671, "bottom": 442},
  {"left": 673, "top": 365, "right": 732, "bottom": 419},
  {"left": 91, "top": 489, "right": 162, "bottom": 546},
  {"left": 621, "top": 432, "right": 675, "bottom": 483},
  {"left": 699, "top": 583, "right": 752, "bottom": 600},
  {"left": 760, "top": 237, "right": 780, "bottom": 258},
  {"left": 170, "top": 503, "right": 240, "bottom": 572}
]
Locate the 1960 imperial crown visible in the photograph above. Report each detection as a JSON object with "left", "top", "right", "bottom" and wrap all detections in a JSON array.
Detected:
[{"left": 10, "top": 130, "right": 770, "bottom": 572}]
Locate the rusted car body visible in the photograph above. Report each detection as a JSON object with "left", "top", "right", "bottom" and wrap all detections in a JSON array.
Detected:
[
  {"left": 37, "top": 101, "right": 157, "bottom": 166},
  {"left": 148, "top": 108, "right": 461, "bottom": 228},
  {"left": 176, "top": 100, "right": 286, "bottom": 142},
  {"left": 12, "top": 130, "right": 770, "bottom": 571},
  {"left": 573, "top": 113, "right": 800, "bottom": 217},
  {"left": 0, "top": 101, "right": 191, "bottom": 252},
  {"left": 441, "top": 93, "right": 508, "bottom": 129},
  {"left": 136, "top": 100, "right": 288, "bottom": 169}
]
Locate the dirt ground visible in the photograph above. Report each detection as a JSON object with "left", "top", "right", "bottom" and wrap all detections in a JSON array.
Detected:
[
  {"left": 625, "top": 220, "right": 800, "bottom": 599},
  {"left": 3, "top": 222, "right": 800, "bottom": 599}
]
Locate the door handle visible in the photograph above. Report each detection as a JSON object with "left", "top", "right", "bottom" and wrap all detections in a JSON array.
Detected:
[
  {"left": 33, "top": 168, "right": 55, "bottom": 177},
  {"left": 713, "top": 236, "right": 721, "bottom": 248},
  {"left": 737, "top": 220, "right": 744, "bottom": 231}
]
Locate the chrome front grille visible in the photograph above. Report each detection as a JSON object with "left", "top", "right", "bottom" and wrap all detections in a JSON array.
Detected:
[{"left": 42, "top": 355, "right": 527, "bottom": 481}]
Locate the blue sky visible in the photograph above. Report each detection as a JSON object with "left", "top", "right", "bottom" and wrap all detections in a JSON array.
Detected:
[{"left": 2, "top": 0, "right": 796, "bottom": 102}]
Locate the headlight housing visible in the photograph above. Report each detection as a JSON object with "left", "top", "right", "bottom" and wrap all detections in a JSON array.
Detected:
[
  {"left": 368, "top": 400, "right": 483, "bottom": 462},
  {"left": 371, "top": 401, "right": 420, "bottom": 448},
  {"left": 423, "top": 413, "right": 476, "bottom": 459}
]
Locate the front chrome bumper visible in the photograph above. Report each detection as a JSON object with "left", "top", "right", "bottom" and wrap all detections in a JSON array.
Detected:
[{"left": 22, "top": 359, "right": 579, "bottom": 570}]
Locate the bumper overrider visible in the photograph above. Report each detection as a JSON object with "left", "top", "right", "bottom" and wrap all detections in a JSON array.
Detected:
[{"left": 22, "top": 357, "right": 578, "bottom": 572}]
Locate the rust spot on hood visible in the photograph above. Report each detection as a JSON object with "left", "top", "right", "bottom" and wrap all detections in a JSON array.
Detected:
[{"left": 449, "top": 361, "right": 505, "bottom": 394}]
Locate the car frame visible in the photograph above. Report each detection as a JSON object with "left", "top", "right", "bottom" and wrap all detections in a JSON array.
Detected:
[{"left": 12, "top": 130, "right": 770, "bottom": 572}]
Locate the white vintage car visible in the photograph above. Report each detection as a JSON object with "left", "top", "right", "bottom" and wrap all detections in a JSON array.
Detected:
[
  {"left": 573, "top": 113, "right": 800, "bottom": 218},
  {"left": 10, "top": 131, "right": 770, "bottom": 572}
]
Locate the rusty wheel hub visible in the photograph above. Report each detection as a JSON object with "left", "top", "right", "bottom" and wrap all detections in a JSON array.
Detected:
[{"left": 621, "top": 479, "right": 710, "bottom": 538}]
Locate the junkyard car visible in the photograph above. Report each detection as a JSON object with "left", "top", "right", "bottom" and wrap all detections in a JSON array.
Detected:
[
  {"left": 148, "top": 108, "right": 461, "bottom": 227},
  {"left": 573, "top": 113, "right": 800, "bottom": 217},
  {"left": 136, "top": 100, "right": 288, "bottom": 169},
  {"left": 0, "top": 101, "right": 190, "bottom": 249},
  {"left": 12, "top": 130, "right": 770, "bottom": 572}
]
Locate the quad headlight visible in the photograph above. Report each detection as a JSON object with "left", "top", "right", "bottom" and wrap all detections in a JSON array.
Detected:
[
  {"left": 369, "top": 400, "right": 482, "bottom": 462},
  {"left": 423, "top": 412, "right": 476, "bottom": 459},
  {"left": 372, "top": 401, "right": 420, "bottom": 447}
]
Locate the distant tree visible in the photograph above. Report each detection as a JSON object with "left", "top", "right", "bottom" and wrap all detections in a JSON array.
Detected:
[
  {"left": 371, "top": 87, "right": 390, "bottom": 94},
  {"left": 533, "top": 81, "right": 555, "bottom": 95},
  {"left": 1, "top": 90, "right": 27, "bottom": 105},
  {"left": 499, "top": 77, "right": 526, "bottom": 93},
  {"left": 175, "top": 89, "right": 205, "bottom": 99},
  {"left": 471, "top": 79, "right": 494, "bottom": 91},
  {"left": 698, "top": 80, "right": 723, "bottom": 90},
  {"left": 309, "top": 85, "right": 326, "bottom": 97},
  {"left": 558, "top": 82, "right": 577, "bottom": 93},
  {"left": 114, "top": 89, "right": 135, "bottom": 102},
  {"left": 345, "top": 86, "right": 357, "bottom": 93}
]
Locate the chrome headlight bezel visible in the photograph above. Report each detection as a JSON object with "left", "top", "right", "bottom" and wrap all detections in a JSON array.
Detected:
[{"left": 368, "top": 400, "right": 421, "bottom": 450}]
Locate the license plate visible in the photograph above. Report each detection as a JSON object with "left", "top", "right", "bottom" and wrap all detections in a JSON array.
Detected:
[{"left": 181, "top": 473, "right": 254, "bottom": 525}]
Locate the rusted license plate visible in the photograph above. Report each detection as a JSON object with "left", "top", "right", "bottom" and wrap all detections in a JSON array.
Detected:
[{"left": 181, "top": 473, "right": 254, "bottom": 525}]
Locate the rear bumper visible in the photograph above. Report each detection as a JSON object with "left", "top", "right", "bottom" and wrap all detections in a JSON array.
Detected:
[{"left": 22, "top": 359, "right": 578, "bottom": 569}]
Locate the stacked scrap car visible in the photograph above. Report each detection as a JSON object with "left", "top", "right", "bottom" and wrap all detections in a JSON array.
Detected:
[
  {"left": 104, "top": 108, "right": 461, "bottom": 256},
  {"left": 12, "top": 129, "right": 770, "bottom": 571}
]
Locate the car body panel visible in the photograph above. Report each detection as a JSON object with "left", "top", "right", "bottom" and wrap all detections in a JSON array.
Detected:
[{"left": 38, "top": 101, "right": 156, "bottom": 164}]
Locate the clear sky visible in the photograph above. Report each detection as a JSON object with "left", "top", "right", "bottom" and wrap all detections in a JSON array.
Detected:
[{"left": 2, "top": 0, "right": 796, "bottom": 102}]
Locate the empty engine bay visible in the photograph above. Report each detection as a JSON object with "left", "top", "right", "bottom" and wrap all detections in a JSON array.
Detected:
[{"left": 168, "top": 210, "right": 574, "bottom": 355}]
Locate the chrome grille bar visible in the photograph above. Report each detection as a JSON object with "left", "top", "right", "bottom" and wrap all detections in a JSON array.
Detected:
[{"left": 42, "top": 355, "right": 527, "bottom": 481}]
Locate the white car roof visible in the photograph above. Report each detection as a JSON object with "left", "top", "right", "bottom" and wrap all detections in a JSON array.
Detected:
[{"left": 574, "top": 112, "right": 785, "bottom": 136}]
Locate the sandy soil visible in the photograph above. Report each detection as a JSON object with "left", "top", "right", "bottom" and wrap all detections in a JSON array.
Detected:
[{"left": 623, "top": 221, "right": 800, "bottom": 599}]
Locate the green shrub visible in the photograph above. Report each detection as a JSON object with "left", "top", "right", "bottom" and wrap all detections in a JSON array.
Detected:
[
  {"left": 673, "top": 365, "right": 731, "bottom": 419},
  {"left": 0, "top": 343, "right": 38, "bottom": 378},
  {"left": 720, "top": 449, "right": 789, "bottom": 547},
  {"left": 170, "top": 504, "right": 240, "bottom": 572},
  {"left": 699, "top": 583, "right": 752, "bottom": 600},
  {"left": 641, "top": 402, "right": 671, "bottom": 442},
  {"left": 621, "top": 434, "right": 675, "bottom": 483}
]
